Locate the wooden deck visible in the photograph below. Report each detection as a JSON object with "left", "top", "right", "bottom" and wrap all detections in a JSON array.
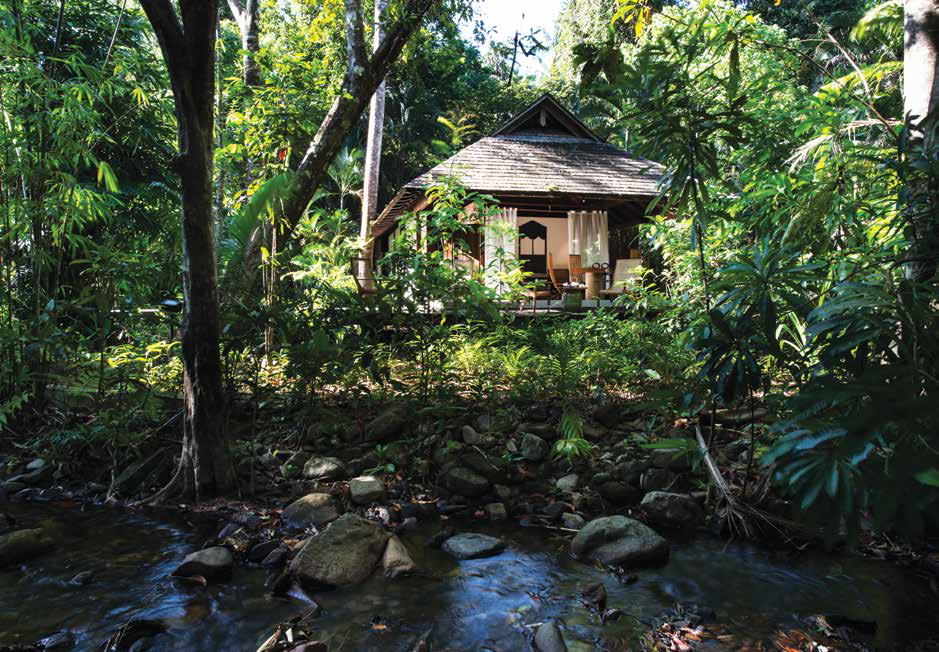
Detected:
[{"left": 502, "top": 298, "right": 634, "bottom": 318}]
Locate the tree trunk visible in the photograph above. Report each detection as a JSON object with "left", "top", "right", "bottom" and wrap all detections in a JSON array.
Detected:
[
  {"left": 140, "top": 0, "right": 234, "bottom": 501},
  {"left": 903, "top": 0, "right": 939, "bottom": 281},
  {"left": 360, "top": 0, "right": 388, "bottom": 250},
  {"left": 279, "top": 0, "right": 436, "bottom": 232},
  {"left": 227, "top": 0, "right": 261, "bottom": 89},
  {"left": 230, "top": 0, "right": 436, "bottom": 293}
]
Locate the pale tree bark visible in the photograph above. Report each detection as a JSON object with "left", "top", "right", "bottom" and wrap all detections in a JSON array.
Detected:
[
  {"left": 281, "top": 0, "right": 436, "bottom": 231},
  {"left": 235, "top": 0, "right": 437, "bottom": 287},
  {"left": 360, "top": 0, "right": 389, "bottom": 250},
  {"left": 139, "top": 0, "right": 234, "bottom": 501},
  {"left": 227, "top": 0, "right": 260, "bottom": 88},
  {"left": 903, "top": 0, "right": 939, "bottom": 281}
]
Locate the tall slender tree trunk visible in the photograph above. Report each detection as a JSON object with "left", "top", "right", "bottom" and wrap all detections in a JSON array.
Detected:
[
  {"left": 360, "top": 0, "right": 388, "bottom": 250},
  {"left": 140, "top": 0, "right": 234, "bottom": 501},
  {"left": 903, "top": 0, "right": 939, "bottom": 281},
  {"left": 228, "top": 0, "right": 260, "bottom": 88}
]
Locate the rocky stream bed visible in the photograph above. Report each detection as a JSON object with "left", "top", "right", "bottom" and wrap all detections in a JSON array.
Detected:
[{"left": 2, "top": 403, "right": 939, "bottom": 651}]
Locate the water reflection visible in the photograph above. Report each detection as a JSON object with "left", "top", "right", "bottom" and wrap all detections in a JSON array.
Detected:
[{"left": 0, "top": 504, "right": 934, "bottom": 651}]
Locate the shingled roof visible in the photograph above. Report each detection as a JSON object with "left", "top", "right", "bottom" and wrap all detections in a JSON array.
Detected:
[{"left": 372, "top": 94, "right": 666, "bottom": 237}]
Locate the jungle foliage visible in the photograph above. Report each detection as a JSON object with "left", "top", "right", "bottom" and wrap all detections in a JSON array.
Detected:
[{"left": 0, "top": 0, "right": 937, "bottom": 540}]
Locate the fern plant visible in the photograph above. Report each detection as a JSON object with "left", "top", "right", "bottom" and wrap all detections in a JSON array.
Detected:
[{"left": 553, "top": 409, "right": 592, "bottom": 464}]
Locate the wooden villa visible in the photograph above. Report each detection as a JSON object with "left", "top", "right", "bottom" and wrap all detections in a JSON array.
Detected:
[{"left": 370, "top": 94, "right": 666, "bottom": 309}]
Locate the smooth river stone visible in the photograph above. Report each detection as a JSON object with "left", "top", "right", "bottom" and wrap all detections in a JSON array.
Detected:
[{"left": 441, "top": 532, "right": 506, "bottom": 560}]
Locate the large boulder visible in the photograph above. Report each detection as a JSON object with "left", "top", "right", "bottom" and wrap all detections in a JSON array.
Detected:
[
  {"left": 349, "top": 476, "right": 386, "bottom": 505},
  {"left": 381, "top": 535, "right": 416, "bottom": 578},
  {"left": 365, "top": 406, "right": 409, "bottom": 442},
  {"left": 302, "top": 457, "right": 347, "bottom": 481},
  {"left": 442, "top": 532, "right": 505, "bottom": 560},
  {"left": 281, "top": 493, "right": 341, "bottom": 530},
  {"left": 571, "top": 516, "right": 669, "bottom": 567},
  {"left": 533, "top": 622, "right": 568, "bottom": 652},
  {"left": 0, "top": 528, "right": 55, "bottom": 567},
  {"left": 442, "top": 466, "right": 490, "bottom": 497},
  {"left": 171, "top": 546, "right": 233, "bottom": 581},
  {"left": 640, "top": 492, "right": 703, "bottom": 529},
  {"left": 521, "top": 433, "right": 549, "bottom": 462},
  {"left": 289, "top": 514, "right": 390, "bottom": 589},
  {"left": 556, "top": 474, "right": 579, "bottom": 493}
]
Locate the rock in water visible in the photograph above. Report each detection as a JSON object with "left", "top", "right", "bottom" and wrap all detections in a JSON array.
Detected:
[
  {"left": 172, "top": 546, "right": 233, "bottom": 581},
  {"left": 533, "top": 622, "right": 568, "bottom": 652},
  {"left": 39, "top": 631, "right": 75, "bottom": 650},
  {"left": 640, "top": 491, "right": 703, "bottom": 529},
  {"left": 520, "top": 433, "right": 548, "bottom": 462},
  {"left": 350, "top": 476, "right": 386, "bottom": 505},
  {"left": 290, "top": 514, "right": 390, "bottom": 589},
  {"left": 382, "top": 535, "right": 417, "bottom": 578},
  {"left": 442, "top": 466, "right": 490, "bottom": 497},
  {"left": 441, "top": 533, "right": 505, "bottom": 560},
  {"left": 570, "top": 516, "right": 669, "bottom": 567},
  {"left": 580, "top": 582, "right": 607, "bottom": 612},
  {"left": 302, "top": 457, "right": 347, "bottom": 481},
  {"left": 70, "top": 570, "right": 95, "bottom": 586},
  {"left": 248, "top": 540, "right": 281, "bottom": 563},
  {"left": 0, "top": 528, "right": 55, "bottom": 567},
  {"left": 366, "top": 405, "right": 409, "bottom": 442},
  {"left": 281, "top": 493, "right": 341, "bottom": 530}
]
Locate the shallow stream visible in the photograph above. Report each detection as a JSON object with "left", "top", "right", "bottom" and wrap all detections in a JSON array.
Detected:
[{"left": 0, "top": 502, "right": 935, "bottom": 651}]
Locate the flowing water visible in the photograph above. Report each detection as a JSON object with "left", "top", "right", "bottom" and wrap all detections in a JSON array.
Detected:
[{"left": 0, "top": 502, "right": 935, "bottom": 651}]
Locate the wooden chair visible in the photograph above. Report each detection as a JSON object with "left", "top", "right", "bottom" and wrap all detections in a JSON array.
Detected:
[
  {"left": 546, "top": 252, "right": 565, "bottom": 296},
  {"left": 599, "top": 258, "right": 642, "bottom": 297},
  {"left": 523, "top": 252, "right": 564, "bottom": 313},
  {"left": 568, "top": 254, "right": 583, "bottom": 282},
  {"left": 350, "top": 257, "right": 378, "bottom": 297}
]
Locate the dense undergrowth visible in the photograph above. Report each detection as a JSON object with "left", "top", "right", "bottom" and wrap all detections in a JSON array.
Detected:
[{"left": 2, "top": 0, "right": 938, "bottom": 547}]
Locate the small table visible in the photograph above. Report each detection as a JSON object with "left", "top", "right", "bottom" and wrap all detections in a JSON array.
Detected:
[{"left": 583, "top": 271, "right": 603, "bottom": 300}]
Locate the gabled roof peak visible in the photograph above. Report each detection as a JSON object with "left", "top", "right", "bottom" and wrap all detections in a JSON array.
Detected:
[{"left": 491, "top": 93, "right": 603, "bottom": 143}]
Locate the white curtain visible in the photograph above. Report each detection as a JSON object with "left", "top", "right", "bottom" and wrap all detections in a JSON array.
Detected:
[
  {"left": 484, "top": 207, "right": 518, "bottom": 293},
  {"left": 568, "top": 211, "right": 609, "bottom": 267}
]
